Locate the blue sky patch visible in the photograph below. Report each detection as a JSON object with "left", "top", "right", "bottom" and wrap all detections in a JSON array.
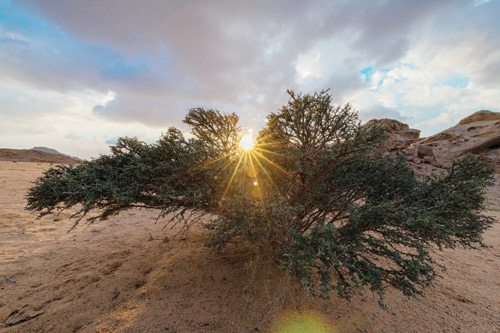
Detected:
[
  {"left": 438, "top": 73, "right": 470, "bottom": 89},
  {"left": 359, "top": 66, "right": 373, "bottom": 82},
  {"left": 100, "top": 57, "right": 149, "bottom": 80},
  {"left": 105, "top": 138, "right": 118, "bottom": 145},
  {"left": 0, "top": 2, "right": 154, "bottom": 85}
]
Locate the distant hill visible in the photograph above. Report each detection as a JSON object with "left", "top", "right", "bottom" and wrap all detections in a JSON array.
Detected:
[
  {"left": 31, "top": 146, "right": 82, "bottom": 161},
  {"left": 0, "top": 148, "right": 81, "bottom": 164},
  {"left": 31, "top": 146, "right": 62, "bottom": 155}
]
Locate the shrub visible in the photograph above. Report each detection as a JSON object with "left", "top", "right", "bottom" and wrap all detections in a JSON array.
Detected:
[{"left": 27, "top": 90, "right": 495, "bottom": 306}]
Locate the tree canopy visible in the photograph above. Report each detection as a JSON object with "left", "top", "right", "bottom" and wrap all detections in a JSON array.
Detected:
[{"left": 27, "top": 90, "right": 495, "bottom": 306}]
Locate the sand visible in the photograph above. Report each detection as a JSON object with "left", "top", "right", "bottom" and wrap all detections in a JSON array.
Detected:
[{"left": 1, "top": 160, "right": 499, "bottom": 332}]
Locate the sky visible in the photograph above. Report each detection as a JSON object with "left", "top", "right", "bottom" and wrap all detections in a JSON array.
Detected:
[{"left": 1, "top": 0, "right": 499, "bottom": 159}]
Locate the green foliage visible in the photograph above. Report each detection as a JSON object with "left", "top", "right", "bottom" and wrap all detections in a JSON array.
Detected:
[{"left": 26, "top": 90, "right": 495, "bottom": 306}]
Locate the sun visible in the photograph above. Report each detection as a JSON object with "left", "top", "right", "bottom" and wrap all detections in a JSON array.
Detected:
[{"left": 239, "top": 132, "right": 254, "bottom": 151}]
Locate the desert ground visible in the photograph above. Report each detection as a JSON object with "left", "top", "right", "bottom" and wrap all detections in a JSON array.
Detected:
[{"left": 1, "top": 160, "right": 499, "bottom": 332}]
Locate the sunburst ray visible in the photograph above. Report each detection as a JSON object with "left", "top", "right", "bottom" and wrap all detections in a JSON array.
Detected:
[
  {"left": 220, "top": 153, "right": 245, "bottom": 201},
  {"left": 250, "top": 150, "right": 277, "bottom": 189},
  {"left": 253, "top": 146, "right": 287, "bottom": 157},
  {"left": 251, "top": 149, "right": 291, "bottom": 176}
]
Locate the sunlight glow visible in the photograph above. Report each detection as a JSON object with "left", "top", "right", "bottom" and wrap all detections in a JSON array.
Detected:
[
  {"left": 274, "top": 310, "right": 335, "bottom": 333},
  {"left": 239, "top": 131, "right": 254, "bottom": 151},
  {"left": 215, "top": 128, "right": 287, "bottom": 202}
]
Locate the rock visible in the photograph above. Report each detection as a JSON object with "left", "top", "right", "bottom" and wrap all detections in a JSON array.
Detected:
[
  {"left": 420, "top": 110, "right": 500, "bottom": 167},
  {"left": 365, "top": 118, "right": 420, "bottom": 139},
  {"left": 416, "top": 144, "right": 434, "bottom": 158},
  {"left": 457, "top": 110, "right": 500, "bottom": 125},
  {"left": 4, "top": 306, "right": 44, "bottom": 327},
  {"left": 423, "top": 156, "right": 433, "bottom": 163},
  {"left": 363, "top": 110, "right": 500, "bottom": 176},
  {"left": 364, "top": 119, "right": 420, "bottom": 151}
]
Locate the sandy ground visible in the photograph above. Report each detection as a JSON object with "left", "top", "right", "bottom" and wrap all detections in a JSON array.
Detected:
[{"left": 0, "top": 160, "right": 499, "bottom": 332}]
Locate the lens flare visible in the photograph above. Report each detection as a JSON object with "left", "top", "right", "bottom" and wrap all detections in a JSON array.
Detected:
[
  {"left": 240, "top": 132, "right": 254, "bottom": 151},
  {"left": 273, "top": 310, "right": 335, "bottom": 333}
]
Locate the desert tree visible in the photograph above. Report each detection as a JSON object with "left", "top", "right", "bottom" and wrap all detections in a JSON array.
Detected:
[{"left": 27, "top": 90, "right": 495, "bottom": 306}]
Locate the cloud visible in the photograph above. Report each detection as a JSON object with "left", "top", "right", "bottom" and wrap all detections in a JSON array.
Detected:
[
  {"left": 9, "top": 0, "right": 451, "bottom": 114},
  {"left": 64, "top": 133, "right": 85, "bottom": 140},
  {"left": 359, "top": 105, "right": 409, "bottom": 122},
  {"left": 92, "top": 92, "right": 189, "bottom": 128},
  {"left": 1, "top": 0, "right": 499, "bottom": 157},
  {"left": 105, "top": 138, "right": 117, "bottom": 145},
  {"left": 0, "top": 77, "right": 162, "bottom": 159},
  {"left": 352, "top": 18, "right": 500, "bottom": 133},
  {"left": 474, "top": 0, "right": 491, "bottom": 7},
  {"left": 349, "top": 0, "right": 451, "bottom": 66}
]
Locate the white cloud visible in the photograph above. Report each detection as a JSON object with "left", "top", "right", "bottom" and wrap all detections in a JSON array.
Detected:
[
  {"left": 474, "top": 0, "right": 492, "bottom": 7},
  {"left": 352, "top": 26, "right": 500, "bottom": 134},
  {"left": 295, "top": 51, "right": 322, "bottom": 81},
  {"left": 0, "top": 79, "right": 163, "bottom": 159}
]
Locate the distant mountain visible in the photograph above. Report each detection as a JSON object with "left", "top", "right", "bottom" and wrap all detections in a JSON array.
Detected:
[
  {"left": 31, "top": 146, "right": 62, "bottom": 155},
  {"left": 0, "top": 148, "right": 81, "bottom": 164},
  {"left": 31, "top": 146, "right": 83, "bottom": 161}
]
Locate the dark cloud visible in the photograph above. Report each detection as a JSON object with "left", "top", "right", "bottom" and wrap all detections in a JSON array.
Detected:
[
  {"left": 92, "top": 93, "right": 189, "bottom": 128},
  {"left": 4, "top": 0, "right": 493, "bottom": 129},
  {"left": 350, "top": 0, "right": 451, "bottom": 66}
]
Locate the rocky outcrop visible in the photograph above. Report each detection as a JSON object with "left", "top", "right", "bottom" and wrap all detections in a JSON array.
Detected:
[
  {"left": 366, "top": 110, "right": 500, "bottom": 175},
  {"left": 365, "top": 119, "right": 442, "bottom": 175},
  {"left": 457, "top": 110, "right": 500, "bottom": 125},
  {"left": 420, "top": 110, "right": 500, "bottom": 167},
  {"left": 364, "top": 118, "right": 420, "bottom": 150}
]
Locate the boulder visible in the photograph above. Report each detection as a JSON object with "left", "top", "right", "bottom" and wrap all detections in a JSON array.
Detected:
[
  {"left": 416, "top": 144, "right": 434, "bottom": 158},
  {"left": 365, "top": 119, "right": 420, "bottom": 139},
  {"left": 420, "top": 110, "right": 500, "bottom": 167},
  {"left": 457, "top": 110, "right": 500, "bottom": 125},
  {"left": 364, "top": 119, "right": 420, "bottom": 150}
]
